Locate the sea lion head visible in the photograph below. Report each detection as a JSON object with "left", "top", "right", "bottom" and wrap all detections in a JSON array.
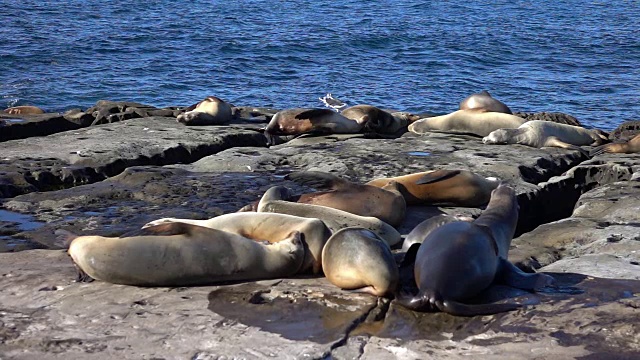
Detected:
[{"left": 482, "top": 128, "right": 511, "bottom": 144}]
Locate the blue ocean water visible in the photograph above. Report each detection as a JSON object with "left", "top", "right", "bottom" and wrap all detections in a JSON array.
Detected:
[{"left": 1, "top": 1, "right": 638, "bottom": 130}]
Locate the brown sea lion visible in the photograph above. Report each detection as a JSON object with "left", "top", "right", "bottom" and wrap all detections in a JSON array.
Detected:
[
  {"left": 340, "top": 105, "right": 420, "bottom": 134},
  {"left": 256, "top": 186, "right": 402, "bottom": 247},
  {"left": 263, "top": 108, "right": 362, "bottom": 145},
  {"left": 59, "top": 222, "right": 305, "bottom": 286},
  {"left": 409, "top": 109, "right": 526, "bottom": 137},
  {"left": 366, "top": 169, "right": 499, "bottom": 206},
  {"left": 590, "top": 133, "right": 640, "bottom": 156},
  {"left": 142, "top": 212, "right": 331, "bottom": 274},
  {"left": 459, "top": 90, "right": 512, "bottom": 114},
  {"left": 322, "top": 227, "right": 399, "bottom": 297},
  {"left": 176, "top": 96, "right": 233, "bottom": 125},
  {"left": 240, "top": 171, "right": 406, "bottom": 227},
  {"left": 395, "top": 184, "right": 553, "bottom": 316},
  {"left": 3, "top": 105, "right": 45, "bottom": 115},
  {"left": 483, "top": 120, "right": 608, "bottom": 153}
]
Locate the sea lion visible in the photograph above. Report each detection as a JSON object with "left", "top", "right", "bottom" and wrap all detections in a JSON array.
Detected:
[
  {"left": 340, "top": 105, "right": 420, "bottom": 134},
  {"left": 395, "top": 184, "right": 554, "bottom": 316},
  {"left": 459, "top": 90, "right": 512, "bottom": 114},
  {"left": 263, "top": 108, "right": 362, "bottom": 145},
  {"left": 590, "top": 133, "right": 640, "bottom": 156},
  {"left": 176, "top": 96, "right": 233, "bottom": 125},
  {"left": 409, "top": 109, "right": 526, "bottom": 137},
  {"left": 3, "top": 105, "right": 45, "bottom": 115},
  {"left": 366, "top": 169, "right": 499, "bottom": 206},
  {"left": 401, "top": 214, "right": 474, "bottom": 253},
  {"left": 142, "top": 212, "right": 331, "bottom": 274},
  {"left": 322, "top": 227, "right": 399, "bottom": 297},
  {"left": 60, "top": 222, "right": 305, "bottom": 286},
  {"left": 257, "top": 186, "right": 402, "bottom": 247},
  {"left": 482, "top": 120, "right": 608, "bottom": 152},
  {"left": 240, "top": 171, "right": 405, "bottom": 227}
]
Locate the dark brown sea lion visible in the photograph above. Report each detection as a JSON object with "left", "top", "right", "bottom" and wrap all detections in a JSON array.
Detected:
[
  {"left": 340, "top": 105, "right": 420, "bottom": 134},
  {"left": 366, "top": 169, "right": 499, "bottom": 206},
  {"left": 395, "top": 184, "right": 553, "bottom": 316},
  {"left": 263, "top": 108, "right": 362, "bottom": 145},
  {"left": 459, "top": 90, "right": 512, "bottom": 114},
  {"left": 59, "top": 222, "right": 305, "bottom": 286},
  {"left": 176, "top": 96, "right": 233, "bottom": 125}
]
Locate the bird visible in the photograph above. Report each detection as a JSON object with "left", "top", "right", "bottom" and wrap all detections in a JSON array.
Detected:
[{"left": 319, "top": 93, "right": 348, "bottom": 112}]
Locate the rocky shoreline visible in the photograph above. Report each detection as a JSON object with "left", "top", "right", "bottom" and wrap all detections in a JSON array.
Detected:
[{"left": 1, "top": 101, "right": 639, "bottom": 359}]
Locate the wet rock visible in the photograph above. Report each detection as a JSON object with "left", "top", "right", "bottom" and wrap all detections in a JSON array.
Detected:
[{"left": 0, "top": 113, "right": 82, "bottom": 142}]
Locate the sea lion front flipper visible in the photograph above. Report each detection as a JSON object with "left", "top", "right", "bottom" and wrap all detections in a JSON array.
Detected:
[
  {"left": 414, "top": 170, "right": 461, "bottom": 185},
  {"left": 496, "top": 257, "right": 555, "bottom": 291},
  {"left": 294, "top": 108, "right": 336, "bottom": 120},
  {"left": 285, "top": 171, "right": 353, "bottom": 190},
  {"left": 543, "top": 137, "right": 589, "bottom": 156},
  {"left": 436, "top": 299, "right": 522, "bottom": 317}
]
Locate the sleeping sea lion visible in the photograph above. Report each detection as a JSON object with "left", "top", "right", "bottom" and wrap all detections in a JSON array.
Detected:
[
  {"left": 409, "top": 109, "right": 526, "bottom": 137},
  {"left": 263, "top": 108, "right": 362, "bottom": 145},
  {"left": 60, "top": 222, "right": 304, "bottom": 286},
  {"left": 176, "top": 96, "right": 233, "bottom": 125}
]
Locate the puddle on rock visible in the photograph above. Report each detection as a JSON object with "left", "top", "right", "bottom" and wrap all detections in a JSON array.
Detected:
[
  {"left": 407, "top": 151, "right": 431, "bottom": 157},
  {"left": 0, "top": 210, "right": 46, "bottom": 231},
  {"left": 208, "top": 283, "right": 372, "bottom": 344}
]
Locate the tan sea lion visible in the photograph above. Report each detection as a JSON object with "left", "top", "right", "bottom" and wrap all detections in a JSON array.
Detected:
[
  {"left": 459, "top": 90, "right": 512, "bottom": 114},
  {"left": 263, "top": 108, "right": 362, "bottom": 145},
  {"left": 395, "top": 184, "right": 553, "bottom": 316},
  {"left": 590, "top": 134, "right": 640, "bottom": 156},
  {"left": 176, "top": 96, "right": 233, "bottom": 125},
  {"left": 409, "top": 109, "right": 526, "bottom": 137},
  {"left": 142, "top": 212, "right": 331, "bottom": 274},
  {"left": 483, "top": 120, "right": 608, "bottom": 153},
  {"left": 366, "top": 169, "right": 499, "bottom": 206},
  {"left": 257, "top": 186, "right": 402, "bottom": 247},
  {"left": 340, "top": 105, "right": 420, "bottom": 134},
  {"left": 322, "top": 227, "right": 399, "bottom": 297},
  {"left": 60, "top": 222, "right": 305, "bottom": 286},
  {"left": 3, "top": 105, "right": 45, "bottom": 115}
]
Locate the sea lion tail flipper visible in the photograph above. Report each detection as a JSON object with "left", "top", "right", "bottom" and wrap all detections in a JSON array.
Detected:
[
  {"left": 394, "top": 292, "right": 433, "bottom": 312},
  {"left": 237, "top": 201, "right": 259, "bottom": 212},
  {"left": 436, "top": 299, "right": 522, "bottom": 317},
  {"left": 54, "top": 229, "right": 78, "bottom": 249},
  {"left": 496, "top": 258, "right": 555, "bottom": 291},
  {"left": 414, "top": 170, "right": 461, "bottom": 185},
  {"left": 285, "top": 171, "right": 351, "bottom": 190},
  {"left": 294, "top": 108, "right": 336, "bottom": 120}
]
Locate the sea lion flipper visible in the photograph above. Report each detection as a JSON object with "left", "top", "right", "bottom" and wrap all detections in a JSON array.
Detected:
[
  {"left": 436, "top": 299, "right": 522, "bottom": 317},
  {"left": 496, "top": 258, "right": 555, "bottom": 291},
  {"left": 589, "top": 144, "right": 609, "bottom": 157},
  {"left": 294, "top": 108, "right": 336, "bottom": 120},
  {"left": 285, "top": 171, "right": 352, "bottom": 190},
  {"left": 544, "top": 137, "right": 589, "bottom": 156},
  {"left": 414, "top": 170, "right": 461, "bottom": 185}
]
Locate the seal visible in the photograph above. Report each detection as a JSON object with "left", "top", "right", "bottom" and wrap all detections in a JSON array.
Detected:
[
  {"left": 269, "top": 171, "right": 407, "bottom": 226},
  {"left": 257, "top": 186, "right": 402, "bottom": 247},
  {"left": 263, "top": 108, "right": 362, "bottom": 145},
  {"left": 482, "top": 120, "right": 608, "bottom": 152},
  {"left": 322, "top": 227, "right": 399, "bottom": 297},
  {"left": 176, "top": 96, "right": 233, "bottom": 125},
  {"left": 395, "top": 184, "right": 554, "bottom": 316},
  {"left": 366, "top": 169, "right": 499, "bottom": 206},
  {"left": 60, "top": 222, "right": 305, "bottom": 286},
  {"left": 3, "top": 105, "right": 45, "bottom": 115},
  {"left": 141, "top": 212, "right": 331, "bottom": 274},
  {"left": 590, "top": 133, "right": 640, "bottom": 156},
  {"left": 340, "top": 105, "right": 420, "bottom": 134},
  {"left": 459, "top": 90, "right": 512, "bottom": 114},
  {"left": 409, "top": 109, "right": 526, "bottom": 137}
]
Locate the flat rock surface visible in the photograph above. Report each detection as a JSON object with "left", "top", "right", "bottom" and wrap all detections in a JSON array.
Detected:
[{"left": 1, "top": 113, "right": 640, "bottom": 359}]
